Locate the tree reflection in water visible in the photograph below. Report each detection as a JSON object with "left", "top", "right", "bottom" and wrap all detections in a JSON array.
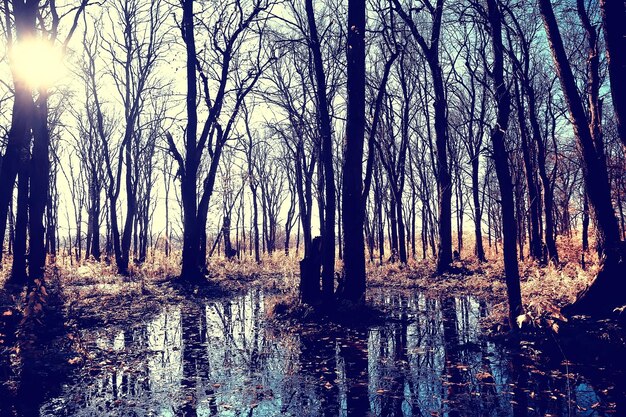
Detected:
[{"left": 37, "top": 288, "right": 624, "bottom": 417}]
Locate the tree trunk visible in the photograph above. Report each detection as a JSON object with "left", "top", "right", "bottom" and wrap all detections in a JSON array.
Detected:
[
  {"left": 222, "top": 215, "right": 236, "bottom": 260},
  {"left": 433, "top": 64, "right": 453, "bottom": 273},
  {"left": 28, "top": 92, "right": 51, "bottom": 281},
  {"left": 251, "top": 185, "right": 261, "bottom": 263},
  {"left": 599, "top": 0, "right": 626, "bottom": 148},
  {"left": 389, "top": 196, "right": 398, "bottom": 261},
  {"left": 339, "top": 0, "right": 366, "bottom": 303},
  {"left": 118, "top": 134, "right": 134, "bottom": 275},
  {"left": 46, "top": 177, "right": 57, "bottom": 257},
  {"left": 178, "top": 0, "right": 203, "bottom": 283},
  {"left": 526, "top": 85, "right": 558, "bottom": 265},
  {"left": 487, "top": 0, "right": 523, "bottom": 328},
  {"left": 539, "top": 0, "right": 626, "bottom": 316},
  {"left": 305, "top": 0, "right": 335, "bottom": 303},
  {"left": 582, "top": 191, "right": 590, "bottom": 252},
  {"left": 10, "top": 169, "right": 29, "bottom": 286},
  {"left": 0, "top": 1, "right": 37, "bottom": 267},
  {"left": 396, "top": 196, "right": 407, "bottom": 264},
  {"left": 514, "top": 81, "right": 543, "bottom": 261},
  {"left": 300, "top": 236, "right": 322, "bottom": 304},
  {"left": 471, "top": 156, "right": 486, "bottom": 261}
]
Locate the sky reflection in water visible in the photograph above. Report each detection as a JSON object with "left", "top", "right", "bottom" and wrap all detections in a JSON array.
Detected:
[{"left": 40, "top": 289, "right": 621, "bottom": 417}]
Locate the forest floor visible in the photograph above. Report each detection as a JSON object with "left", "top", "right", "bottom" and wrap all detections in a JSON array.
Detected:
[
  {"left": 1, "top": 237, "right": 626, "bottom": 416},
  {"left": 0, "top": 235, "right": 618, "bottom": 381},
  {"left": 0, "top": 235, "right": 613, "bottom": 340}
]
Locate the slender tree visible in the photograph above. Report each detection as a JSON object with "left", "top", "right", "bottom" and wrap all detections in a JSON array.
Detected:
[
  {"left": 304, "top": 0, "right": 336, "bottom": 302},
  {"left": 485, "top": 0, "right": 523, "bottom": 328},
  {"left": 393, "top": 0, "right": 453, "bottom": 273},
  {"left": 166, "top": 0, "right": 270, "bottom": 282}
]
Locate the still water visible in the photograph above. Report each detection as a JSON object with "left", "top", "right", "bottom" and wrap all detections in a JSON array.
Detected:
[{"left": 21, "top": 289, "right": 625, "bottom": 416}]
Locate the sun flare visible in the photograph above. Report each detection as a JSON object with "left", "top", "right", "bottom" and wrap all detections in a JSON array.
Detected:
[{"left": 10, "top": 38, "right": 65, "bottom": 89}]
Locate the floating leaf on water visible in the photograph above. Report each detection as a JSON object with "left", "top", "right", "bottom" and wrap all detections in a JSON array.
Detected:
[
  {"left": 476, "top": 372, "right": 494, "bottom": 383},
  {"left": 68, "top": 356, "right": 82, "bottom": 365}
]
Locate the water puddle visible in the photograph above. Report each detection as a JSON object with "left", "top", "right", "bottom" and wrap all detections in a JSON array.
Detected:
[{"left": 14, "top": 289, "right": 625, "bottom": 416}]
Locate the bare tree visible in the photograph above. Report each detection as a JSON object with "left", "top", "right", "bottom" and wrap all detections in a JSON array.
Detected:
[
  {"left": 335, "top": 0, "right": 368, "bottom": 303},
  {"left": 484, "top": 0, "right": 523, "bottom": 328},
  {"left": 393, "top": 0, "right": 453, "bottom": 273},
  {"left": 166, "top": 0, "right": 272, "bottom": 282},
  {"left": 539, "top": 0, "right": 625, "bottom": 316},
  {"left": 1, "top": 0, "right": 87, "bottom": 286}
]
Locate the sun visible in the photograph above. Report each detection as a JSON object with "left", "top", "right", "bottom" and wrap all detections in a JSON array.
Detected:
[{"left": 10, "top": 38, "right": 65, "bottom": 89}]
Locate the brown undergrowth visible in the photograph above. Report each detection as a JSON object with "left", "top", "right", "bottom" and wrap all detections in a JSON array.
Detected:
[{"left": 0, "top": 233, "right": 606, "bottom": 339}]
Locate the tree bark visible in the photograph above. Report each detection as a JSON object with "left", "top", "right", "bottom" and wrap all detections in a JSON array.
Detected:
[
  {"left": 340, "top": 0, "right": 366, "bottom": 302},
  {"left": 526, "top": 86, "right": 558, "bottom": 265},
  {"left": 599, "top": 0, "right": 626, "bottom": 148},
  {"left": 0, "top": 0, "right": 38, "bottom": 269},
  {"left": 305, "top": 0, "right": 335, "bottom": 303},
  {"left": 539, "top": 0, "right": 626, "bottom": 316},
  {"left": 514, "top": 81, "right": 543, "bottom": 261},
  {"left": 178, "top": 0, "right": 203, "bottom": 282},
  {"left": 28, "top": 92, "right": 51, "bottom": 281},
  {"left": 10, "top": 168, "right": 29, "bottom": 285},
  {"left": 393, "top": 0, "right": 452, "bottom": 273},
  {"left": 486, "top": 0, "right": 523, "bottom": 328}
]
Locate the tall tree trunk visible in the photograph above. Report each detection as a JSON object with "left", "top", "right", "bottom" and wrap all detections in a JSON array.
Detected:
[
  {"left": 305, "top": 0, "right": 335, "bottom": 303},
  {"left": 28, "top": 92, "right": 50, "bottom": 281},
  {"left": 582, "top": 191, "right": 590, "bottom": 252},
  {"left": 10, "top": 169, "right": 29, "bottom": 285},
  {"left": 88, "top": 186, "right": 99, "bottom": 261},
  {"left": 393, "top": 0, "right": 451, "bottom": 273},
  {"left": 251, "top": 185, "right": 261, "bottom": 263},
  {"left": 8, "top": 201, "right": 14, "bottom": 256},
  {"left": 46, "top": 176, "right": 57, "bottom": 257},
  {"left": 526, "top": 86, "right": 558, "bottom": 264},
  {"left": 340, "top": 0, "right": 366, "bottom": 303},
  {"left": 178, "top": 0, "right": 202, "bottom": 282},
  {"left": 471, "top": 156, "right": 486, "bottom": 261},
  {"left": 396, "top": 196, "right": 407, "bottom": 264},
  {"left": 487, "top": 0, "right": 523, "bottom": 329},
  {"left": 539, "top": 0, "right": 625, "bottom": 316},
  {"left": 514, "top": 81, "right": 543, "bottom": 261},
  {"left": 432, "top": 64, "right": 453, "bottom": 273},
  {"left": 389, "top": 196, "right": 398, "bottom": 261},
  {"left": 599, "top": 0, "right": 626, "bottom": 148},
  {"left": 222, "top": 215, "right": 236, "bottom": 259},
  {"left": 577, "top": 0, "right": 605, "bottom": 257},
  {"left": 118, "top": 135, "right": 134, "bottom": 275},
  {"left": 0, "top": 0, "right": 37, "bottom": 269}
]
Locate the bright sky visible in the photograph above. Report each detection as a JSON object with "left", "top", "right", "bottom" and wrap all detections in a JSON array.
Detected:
[{"left": 1, "top": 0, "right": 327, "bottom": 250}]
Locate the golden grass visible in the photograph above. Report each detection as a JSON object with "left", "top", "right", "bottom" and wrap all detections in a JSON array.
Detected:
[{"left": 0, "top": 231, "right": 602, "bottom": 331}]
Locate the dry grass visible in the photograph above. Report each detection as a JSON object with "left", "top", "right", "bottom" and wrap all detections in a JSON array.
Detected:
[{"left": 0, "top": 232, "right": 602, "bottom": 333}]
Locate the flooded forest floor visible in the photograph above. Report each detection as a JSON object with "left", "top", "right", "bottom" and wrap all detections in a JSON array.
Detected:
[{"left": 1, "top": 250, "right": 625, "bottom": 416}]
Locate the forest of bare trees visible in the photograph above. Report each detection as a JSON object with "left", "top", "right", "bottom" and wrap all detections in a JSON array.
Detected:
[
  {"left": 2, "top": 0, "right": 626, "bottom": 329},
  {"left": 3, "top": 0, "right": 626, "bottom": 415}
]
